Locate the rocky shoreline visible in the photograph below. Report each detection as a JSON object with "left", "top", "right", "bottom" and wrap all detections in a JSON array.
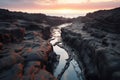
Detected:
[
  {"left": 61, "top": 7, "right": 120, "bottom": 80},
  {"left": 0, "top": 9, "right": 72, "bottom": 80},
  {"left": 0, "top": 23, "right": 58, "bottom": 80}
]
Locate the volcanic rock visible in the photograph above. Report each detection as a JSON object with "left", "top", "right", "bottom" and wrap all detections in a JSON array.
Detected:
[{"left": 61, "top": 7, "right": 120, "bottom": 80}]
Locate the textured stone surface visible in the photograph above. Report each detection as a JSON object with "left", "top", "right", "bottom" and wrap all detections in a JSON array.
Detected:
[
  {"left": 61, "top": 7, "right": 120, "bottom": 80},
  {"left": 81, "top": 7, "right": 120, "bottom": 34},
  {"left": 0, "top": 26, "right": 25, "bottom": 43},
  {"left": 0, "top": 22, "right": 58, "bottom": 80}
]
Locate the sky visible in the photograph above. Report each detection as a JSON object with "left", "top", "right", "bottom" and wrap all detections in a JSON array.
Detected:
[{"left": 0, "top": 0, "right": 120, "bottom": 17}]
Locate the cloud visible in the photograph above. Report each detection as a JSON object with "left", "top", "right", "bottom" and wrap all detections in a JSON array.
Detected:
[
  {"left": 0, "top": 0, "right": 120, "bottom": 12},
  {"left": 0, "top": 0, "right": 34, "bottom": 7},
  {"left": 0, "top": 0, "right": 57, "bottom": 7}
]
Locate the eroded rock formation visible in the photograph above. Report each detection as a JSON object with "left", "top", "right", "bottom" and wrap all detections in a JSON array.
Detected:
[
  {"left": 61, "top": 7, "right": 120, "bottom": 80},
  {"left": 0, "top": 9, "right": 66, "bottom": 79},
  {"left": 0, "top": 24, "right": 58, "bottom": 80}
]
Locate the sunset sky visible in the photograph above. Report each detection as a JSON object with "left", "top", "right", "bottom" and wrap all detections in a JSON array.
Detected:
[{"left": 0, "top": 0, "right": 120, "bottom": 17}]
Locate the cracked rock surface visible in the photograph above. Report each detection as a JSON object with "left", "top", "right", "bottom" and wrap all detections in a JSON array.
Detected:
[{"left": 61, "top": 7, "right": 120, "bottom": 80}]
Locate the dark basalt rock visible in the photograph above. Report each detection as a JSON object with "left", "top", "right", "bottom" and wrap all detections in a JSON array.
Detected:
[
  {"left": 0, "top": 53, "right": 24, "bottom": 70},
  {"left": 0, "top": 30, "right": 58, "bottom": 80},
  {"left": 16, "top": 20, "right": 51, "bottom": 40},
  {"left": 0, "top": 42, "right": 3, "bottom": 50},
  {"left": 0, "top": 21, "right": 58, "bottom": 80},
  {"left": 0, "top": 7, "right": 73, "bottom": 80},
  {"left": 81, "top": 7, "right": 120, "bottom": 34},
  {"left": 61, "top": 7, "right": 120, "bottom": 80},
  {"left": 0, "top": 26, "right": 25, "bottom": 43},
  {"left": 0, "top": 8, "right": 72, "bottom": 26},
  {"left": 0, "top": 63, "right": 23, "bottom": 80}
]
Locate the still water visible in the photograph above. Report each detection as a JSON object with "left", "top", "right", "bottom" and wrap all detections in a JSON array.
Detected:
[{"left": 50, "top": 23, "right": 84, "bottom": 80}]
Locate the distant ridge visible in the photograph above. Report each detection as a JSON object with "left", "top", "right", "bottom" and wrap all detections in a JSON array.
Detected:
[
  {"left": 82, "top": 7, "right": 120, "bottom": 33},
  {"left": 0, "top": 8, "right": 71, "bottom": 26}
]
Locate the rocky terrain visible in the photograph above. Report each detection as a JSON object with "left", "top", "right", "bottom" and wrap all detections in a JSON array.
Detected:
[
  {"left": 0, "top": 9, "right": 71, "bottom": 80},
  {"left": 0, "top": 9, "right": 72, "bottom": 26},
  {"left": 61, "top": 7, "right": 120, "bottom": 80}
]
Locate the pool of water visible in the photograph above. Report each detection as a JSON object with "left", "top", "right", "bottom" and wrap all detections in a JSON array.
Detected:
[{"left": 50, "top": 23, "right": 84, "bottom": 80}]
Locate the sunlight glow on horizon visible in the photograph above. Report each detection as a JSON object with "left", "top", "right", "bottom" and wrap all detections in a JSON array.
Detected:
[
  {"left": 9, "top": 8, "right": 102, "bottom": 18},
  {"left": 10, "top": 8, "right": 96, "bottom": 15},
  {"left": 0, "top": 0, "right": 120, "bottom": 17}
]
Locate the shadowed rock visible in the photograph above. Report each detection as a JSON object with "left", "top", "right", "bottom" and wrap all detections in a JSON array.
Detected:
[
  {"left": 61, "top": 7, "right": 120, "bottom": 80},
  {"left": 0, "top": 54, "right": 24, "bottom": 70},
  {"left": 0, "top": 63, "right": 23, "bottom": 80},
  {"left": 0, "top": 26, "right": 25, "bottom": 43}
]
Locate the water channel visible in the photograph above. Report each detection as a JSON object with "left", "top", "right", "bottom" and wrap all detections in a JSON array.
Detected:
[{"left": 50, "top": 23, "right": 84, "bottom": 80}]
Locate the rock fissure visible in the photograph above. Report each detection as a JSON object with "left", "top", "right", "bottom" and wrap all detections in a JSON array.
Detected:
[{"left": 61, "top": 7, "right": 120, "bottom": 80}]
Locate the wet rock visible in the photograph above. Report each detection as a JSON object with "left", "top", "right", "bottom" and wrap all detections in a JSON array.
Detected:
[
  {"left": 0, "top": 8, "right": 69, "bottom": 80},
  {"left": 34, "top": 69, "right": 57, "bottom": 80},
  {"left": 0, "top": 31, "right": 58, "bottom": 80},
  {"left": 23, "top": 61, "right": 57, "bottom": 80},
  {"left": 61, "top": 7, "right": 120, "bottom": 80}
]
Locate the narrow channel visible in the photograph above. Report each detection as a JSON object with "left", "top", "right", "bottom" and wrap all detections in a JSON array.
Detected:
[{"left": 50, "top": 23, "right": 84, "bottom": 80}]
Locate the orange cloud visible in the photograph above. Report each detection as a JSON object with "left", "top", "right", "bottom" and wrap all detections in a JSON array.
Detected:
[{"left": 0, "top": 0, "right": 120, "bottom": 14}]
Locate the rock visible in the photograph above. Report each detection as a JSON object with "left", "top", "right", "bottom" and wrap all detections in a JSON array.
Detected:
[
  {"left": 24, "top": 61, "right": 42, "bottom": 75},
  {"left": 14, "top": 46, "right": 24, "bottom": 53},
  {"left": 0, "top": 8, "right": 71, "bottom": 80},
  {"left": 24, "top": 32, "right": 35, "bottom": 40},
  {"left": 0, "top": 8, "right": 71, "bottom": 25},
  {"left": 90, "top": 29, "right": 106, "bottom": 38},
  {"left": 23, "top": 61, "right": 57, "bottom": 80},
  {"left": 0, "top": 54, "right": 24, "bottom": 70},
  {"left": 17, "top": 21, "right": 44, "bottom": 30},
  {"left": 40, "top": 41, "right": 53, "bottom": 54},
  {"left": 23, "top": 69, "right": 57, "bottom": 80},
  {"left": 23, "top": 52, "right": 45, "bottom": 62},
  {"left": 81, "top": 7, "right": 120, "bottom": 34},
  {"left": 0, "top": 63, "right": 23, "bottom": 80},
  {"left": 10, "top": 28, "right": 25, "bottom": 42},
  {"left": 61, "top": 7, "right": 120, "bottom": 80},
  {"left": 34, "top": 69, "right": 57, "bottom": 80},
  {"left": 112, "top": 72, "right": 120, "bottom": 80},
  {"left": 0, "top": 42, "right": 3, "bottom": 50},
  {"left": 0, "top": 27, "right": 25, "bottom": 43},
  {"left": 96, "top": 48, "right": 120, "bottom": 80},
  {"left": 41, "top": 25, "right": 51, "bottom": 40}
]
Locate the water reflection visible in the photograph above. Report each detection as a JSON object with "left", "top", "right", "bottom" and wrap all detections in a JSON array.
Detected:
[{"left": 50, "top": 23, "right": 83, "bottom": 80}]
